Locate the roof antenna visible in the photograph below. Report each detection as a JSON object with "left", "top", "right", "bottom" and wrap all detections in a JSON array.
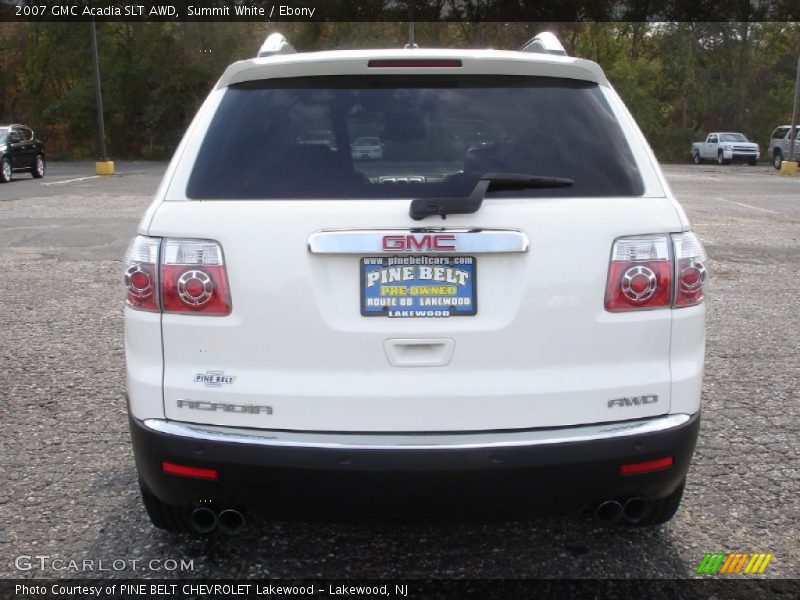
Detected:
[{"left": 405, "top": 1, "right": 418, "bottom": 49}]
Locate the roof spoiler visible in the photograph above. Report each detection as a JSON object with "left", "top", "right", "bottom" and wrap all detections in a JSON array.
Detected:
[
  {"left": 520, "top": 32, "right": 567, "bottom": 56},
  {"left": 257, "top": 33, "right": 296, "bottom": 58}
]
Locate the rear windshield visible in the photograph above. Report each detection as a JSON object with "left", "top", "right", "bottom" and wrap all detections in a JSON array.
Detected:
[{"left": 187, "top": 76, "right": 644, "bottom": 199}]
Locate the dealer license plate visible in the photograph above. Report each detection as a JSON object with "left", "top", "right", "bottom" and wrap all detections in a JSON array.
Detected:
[{"left": 360, "top": 256, "right": 477, "bottom": 318}]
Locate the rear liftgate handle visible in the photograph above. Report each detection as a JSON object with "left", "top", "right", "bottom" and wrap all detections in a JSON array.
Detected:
[{"left": 383, "top": 339, "right": 455, "bottom": 367}]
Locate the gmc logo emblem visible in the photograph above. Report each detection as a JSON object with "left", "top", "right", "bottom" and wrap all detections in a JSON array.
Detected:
[{"left": 382, "top": 234, "right": 456, "bottom": 252}]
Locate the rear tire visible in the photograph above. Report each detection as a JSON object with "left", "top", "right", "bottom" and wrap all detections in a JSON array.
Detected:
[
  {"left": 628, "top": 480, "right": 685, "bottom": 527},
  {"left": 139, "top": 478, "right": 192, "bottom": 532},
  {"left": 32, "top": 154, "right": 45, "bottom": 178},
  {"left": 773, "top": 150, "right": 783, "bottom": 170},
  {"left": 0, "top": 158, "right": 11, "bottom": 183},
  {"left": 692, "top": 151, "right": 701, "bottom": 165}
]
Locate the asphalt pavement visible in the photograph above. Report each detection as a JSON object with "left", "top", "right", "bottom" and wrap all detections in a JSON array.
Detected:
[{"left": 0, "top": 162, "right": 798, "bottom": 579}]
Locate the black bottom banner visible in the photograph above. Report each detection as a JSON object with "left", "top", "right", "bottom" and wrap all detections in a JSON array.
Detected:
[{"left": 3, "top": 579, "right": 799, "bottom": 600}]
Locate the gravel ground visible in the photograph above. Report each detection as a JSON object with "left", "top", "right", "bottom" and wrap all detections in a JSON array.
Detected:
[{"left": 0, "top": 162, "right": 798, "bottom": 579}]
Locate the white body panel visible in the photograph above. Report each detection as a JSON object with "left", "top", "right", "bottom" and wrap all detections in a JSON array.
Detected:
[
  {"left": 147, "top": 197, "right": 683, "bottom": 431},
  {"left": 126, "top": 48, "right": 705, "bottom": 433}
]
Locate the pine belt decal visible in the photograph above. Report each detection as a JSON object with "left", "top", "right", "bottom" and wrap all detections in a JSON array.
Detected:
[{"left": 194, "top": 370, "right": 236, "bottom": 387}]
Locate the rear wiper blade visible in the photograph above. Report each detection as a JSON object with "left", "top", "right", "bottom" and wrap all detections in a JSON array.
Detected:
[{"left": 409, "top": 172, "right": 574, "bottom": 220}]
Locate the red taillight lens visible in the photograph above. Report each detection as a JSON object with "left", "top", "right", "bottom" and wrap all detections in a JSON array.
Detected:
[
  {"left": 619, "top": 456, "right": 673, "bottom": 476},
  {"left": 162, "top": 461, "right": 218, "bottom": 480},
  {"left": 605, "top": 235, "right": 672, "bottom": 311},
  {"left": 161, "top": 239, "right": 231, "bottom": 315},
  {"left": 672, "top": 232, "right": 708, "bottom": 307},
  {"left": 123, "top": 236, "right": 160, "bottom": 312}
]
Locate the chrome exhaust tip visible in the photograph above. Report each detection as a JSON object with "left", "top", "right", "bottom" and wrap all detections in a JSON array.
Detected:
[
  {"left": 217, "top": 508, "right": 246, "bottom": 535},
  {"left": 189, "top": 507, "right": 217, "bottom": 533},
  {"left": 595, "top": 500, "right": 623, "bottom": 524},
  {"left": 622, "top": 497, "right": 649, "bottom": 523}
]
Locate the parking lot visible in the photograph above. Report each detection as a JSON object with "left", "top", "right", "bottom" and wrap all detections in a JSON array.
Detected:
[{"left": 0, "top": 162, "right": 798, "bottom": 579}]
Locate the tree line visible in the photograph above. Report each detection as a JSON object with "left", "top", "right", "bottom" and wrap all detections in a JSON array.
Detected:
[{"left": 0, "top": 22, "right": 798, "bottom": 162}]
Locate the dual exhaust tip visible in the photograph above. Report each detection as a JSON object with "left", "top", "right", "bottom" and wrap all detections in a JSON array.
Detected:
[
  {"left": 192, "top": 500, "right": 644, "bottom": 531},
  {"left": 189, "top": 507, "right": 245, "bottom": 534},
  {"left": 594, "top": 498, "right": 649, "bottom": 524}
]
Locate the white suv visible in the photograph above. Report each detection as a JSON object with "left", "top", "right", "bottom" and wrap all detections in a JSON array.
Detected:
[
  {"left": 124, "top": 33, "right": 706, "bottom": 534},
  {"left": 768, "top": 125, "right": 800, "bottom": 169}
]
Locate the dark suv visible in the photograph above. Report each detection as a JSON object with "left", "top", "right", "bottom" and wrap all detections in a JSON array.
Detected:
[{"left": 0, "top": 124, "right": 46, "bottom": 183}]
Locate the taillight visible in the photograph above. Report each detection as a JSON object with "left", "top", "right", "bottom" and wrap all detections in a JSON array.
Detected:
[
  {"left": 605, "top": 232, "right": 707, "bottom": 312},
  {"left": 672, "top": 232, "right": 708, "bottom": 307},
  {"left": 123, "top": 237, "right": 231, "bottom": 316},
  {"left": 123, "top": 236, "right": 159, "bottom": 312},
  {"left": 161, "top": 239, "right": 231, "bottom": 315},
  {"left": 605, "top": 235, "right": 672, "bottom": 311}
]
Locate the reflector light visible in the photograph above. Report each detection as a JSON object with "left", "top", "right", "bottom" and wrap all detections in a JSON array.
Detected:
[
  {"left": 368, "top": 59, "right": 462, "bottom": 68},
  {"left": 162, "top": 461, "right": 218, "bottom": 480},
  {"left": 619, "top": 456, "right": 674, "bottom": 476}
]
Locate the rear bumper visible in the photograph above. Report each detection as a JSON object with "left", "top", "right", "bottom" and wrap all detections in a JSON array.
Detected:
[{"left": 130, "top": 412, "right": 700, "bottom": 513}]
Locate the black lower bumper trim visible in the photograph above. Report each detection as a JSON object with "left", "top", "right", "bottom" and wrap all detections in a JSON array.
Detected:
[{"left": 130, "top": 413, "right": 700, "bottom": 514}]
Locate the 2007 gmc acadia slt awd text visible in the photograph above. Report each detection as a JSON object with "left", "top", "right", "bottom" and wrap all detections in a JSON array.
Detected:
[{"left": 124, "top": 33, "right": 706, "bottom": 534}]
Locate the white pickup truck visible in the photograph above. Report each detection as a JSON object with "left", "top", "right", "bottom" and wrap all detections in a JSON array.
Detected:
[{"left": 692, "top": 132, "right": 759, "bottom": 165}]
